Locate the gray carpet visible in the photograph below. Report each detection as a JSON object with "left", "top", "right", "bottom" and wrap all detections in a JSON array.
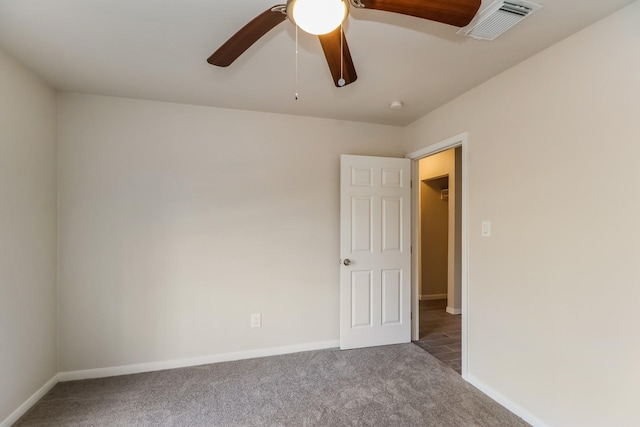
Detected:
[{"left": 15, "top": 343, "right": 528, "bottom": 426}]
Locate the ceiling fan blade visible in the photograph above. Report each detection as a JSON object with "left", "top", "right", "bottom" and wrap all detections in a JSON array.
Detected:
[
  {"left": 208, "top": 6, "right": 287, "bottom": 67},
  {"left": 358, "top": 0, "right": 481, "bottom": 27},
  {"left": 318, "top": 28, "right": 357, "bottom": 88}
]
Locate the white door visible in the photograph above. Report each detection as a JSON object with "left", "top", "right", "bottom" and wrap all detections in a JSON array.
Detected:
[{"left": 340, "top": 155, "right": 412, "bottom": 350}]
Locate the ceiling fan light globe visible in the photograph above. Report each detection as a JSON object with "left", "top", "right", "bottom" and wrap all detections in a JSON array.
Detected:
[{"left": 288, "top": 0, "right": 349, "bottom": 35}]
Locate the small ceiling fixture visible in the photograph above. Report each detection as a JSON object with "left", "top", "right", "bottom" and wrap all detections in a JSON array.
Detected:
[
  {"left": 287, "top": 0, "right": 350, "bottom": 35},
  {"left": 390, "top": 101, "right": 403, "bottom": 109}
]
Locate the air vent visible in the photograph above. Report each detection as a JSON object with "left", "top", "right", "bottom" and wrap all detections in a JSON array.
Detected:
[{"left": 457, "top": 0, "right": 542, "bottom": 41}]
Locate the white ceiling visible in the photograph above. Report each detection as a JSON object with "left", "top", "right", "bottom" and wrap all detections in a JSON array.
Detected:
[{"left": 0, "top": 0, "right": 634, "bottom": 126}]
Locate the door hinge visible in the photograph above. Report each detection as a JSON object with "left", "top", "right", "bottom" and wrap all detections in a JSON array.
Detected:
[
  {"left": 410, "top": 246, "right": 413, "bottom": 254},
  {"left": 410, "top": 180, "right": 413, "bottom": 188},
  {"left": 411, "top": 312, "right": 413, "bottom": 320}
]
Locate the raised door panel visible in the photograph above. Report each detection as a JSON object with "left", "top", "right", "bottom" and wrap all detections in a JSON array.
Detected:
[
  {"left": 351, "top": 197, "right": 373, "bottom": 252},
  {"left": 382, "top": 269, "right": 401, "bottom": 325},
  {"left": 382, "top": 197, "right": 402, "bottom": 252},
  {"left": 351, "top": 270, "right": 372, "bottom": 328}
]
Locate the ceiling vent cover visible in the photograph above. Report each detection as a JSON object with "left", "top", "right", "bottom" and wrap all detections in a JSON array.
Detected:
[{"left": 458, "top": 0, "right": 542, "bottom": 41}]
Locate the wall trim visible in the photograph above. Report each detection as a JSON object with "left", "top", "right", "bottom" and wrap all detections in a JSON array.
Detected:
[
  {"left": 446, "top": 307, "right": 462, "bottom": 315},
  {"left": 406, "top": 133, "right": 468, "bottom": 160},
  {"left": 1, "top": 374, "right": 59, "bottom": 427},
  {"left": 58, "top": 339, "right": 339, "bottom": 382},
  {"left": 465, "top": 374, "right": 549, "bottom": 427},
  {"left": 2, "top": 342, "right": 548, "bottom": 427},
  {"left": 3, "top": 340, "right": 338, "bottom": 425},
  {"left": 420, "top": 293, "right": 448, "bottom": 301}
]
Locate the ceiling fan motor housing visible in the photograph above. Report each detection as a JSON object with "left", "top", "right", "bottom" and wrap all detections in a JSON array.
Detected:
[{"left": 286, "top": 0, "right": 351, "bottom": 35}]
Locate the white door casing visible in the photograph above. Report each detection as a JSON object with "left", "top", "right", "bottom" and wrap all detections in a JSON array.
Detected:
[{"left": 340, "top": 155, "right": 412, "bottom": 350}]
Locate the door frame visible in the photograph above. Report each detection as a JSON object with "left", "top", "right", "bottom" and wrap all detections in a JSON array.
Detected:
[{"left": 406, "top": 132, "right": 470, "bottom": 378}]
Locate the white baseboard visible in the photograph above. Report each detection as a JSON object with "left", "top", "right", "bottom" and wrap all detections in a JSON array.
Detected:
[
  {"left": 3, "top": 343, "right": 548, "bottom": 427},
  {"left": 1, "top": 374, "right": 59, "bottom": 427},
  {"left": 58, "top": 339, "right": 339, "bottom": 382},
  {"left": 446, "top": 307, "right": 462, "bottom": 315},
  {"left": 465, "top": 373, "right": 549, "bottom": 427},
  {"left": 420, "top": 293, "right": 448, "bottom": 301},
  {"left": 3, "top": 340, "right": 339, "bottom": 426}
]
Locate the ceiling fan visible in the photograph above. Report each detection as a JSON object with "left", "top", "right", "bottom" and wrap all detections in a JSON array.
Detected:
[{"left": 208, "top": 0, "right": 481, "bottom": 87}]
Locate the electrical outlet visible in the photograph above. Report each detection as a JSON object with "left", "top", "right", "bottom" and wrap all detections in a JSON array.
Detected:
[{"left": 251, "top": 313, "right": 261, "bottom": 328}]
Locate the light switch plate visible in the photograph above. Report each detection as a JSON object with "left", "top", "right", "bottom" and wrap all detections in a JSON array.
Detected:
[{"left": 481, "top": 221, "right": 491, "bottom": 237}]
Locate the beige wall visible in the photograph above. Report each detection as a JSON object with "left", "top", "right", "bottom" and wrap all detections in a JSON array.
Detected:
[
  {"left": 418, "top": 149, "right": 454, "bottom": 181},
  {"left": 404, "top": 2, "right": 640, "bottom": 425},
  {"left": 420, "top": 177, "right": 448, "bottom": 297},
  {"left": 0, "top": 49, "right": 58, "bottom": 421},
  {"left": 418, "top": 149, "right": 460, "bottom": 310},
  {"left": 56, "top": 93, "right": 405, "bottom": 372}
]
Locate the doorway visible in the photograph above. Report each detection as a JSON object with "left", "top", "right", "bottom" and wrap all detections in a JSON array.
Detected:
[
  {"left": 407, "top": 133, "right": 468, "bottom": 377},
  {"left": 415, "top": 148, "right": 462, "bottom": 373}
]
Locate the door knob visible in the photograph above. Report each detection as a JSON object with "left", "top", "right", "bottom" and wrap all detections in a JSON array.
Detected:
[{"left": 343, "top": 259, "right": 352, "bottom": 266}]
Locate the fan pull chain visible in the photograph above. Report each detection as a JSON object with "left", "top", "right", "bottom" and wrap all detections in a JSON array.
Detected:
[
  {"left": 338, "top": 24, "right": 345, "bottom": 87},
  {"left": 295, "top": 24, "right": 299, "bottom": 100}
]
